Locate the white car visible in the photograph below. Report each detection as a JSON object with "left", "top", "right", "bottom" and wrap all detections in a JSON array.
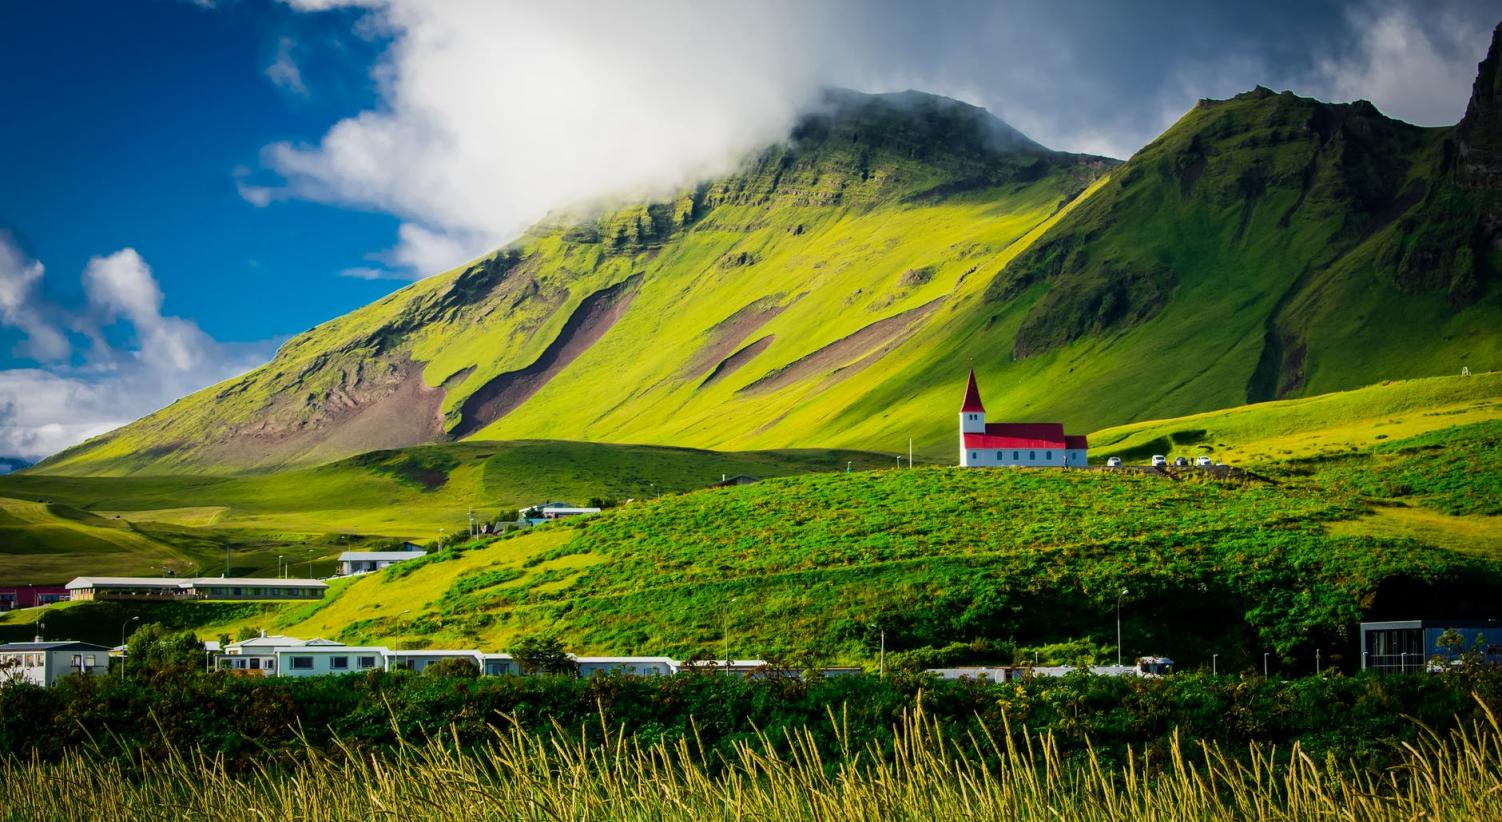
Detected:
[
  {"left": 1173, "top": 456, "right": 1189, "bottom": 467},
  {"left": 1106, "top": 457, "right": 1122, "bottom": 467},
  {"left": 1151, "top": 455, "right": 1167, "bottom": 467},
  {"left": 1195, "top": 456, "right": 1213, "bottom": 467}
]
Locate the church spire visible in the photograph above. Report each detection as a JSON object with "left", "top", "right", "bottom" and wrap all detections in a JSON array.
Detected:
[{"left": 960, "top": 368, "right": 985, "bottom": 413}]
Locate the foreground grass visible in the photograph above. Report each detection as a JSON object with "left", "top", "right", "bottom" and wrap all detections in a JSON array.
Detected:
[{"left": 2, "top": 704, "right": 1499, "bottom": 821}]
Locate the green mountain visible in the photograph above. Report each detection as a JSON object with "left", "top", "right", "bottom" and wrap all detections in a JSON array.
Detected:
[{"left": 35, "top": 25, "right": 1502, "bottom": 475}]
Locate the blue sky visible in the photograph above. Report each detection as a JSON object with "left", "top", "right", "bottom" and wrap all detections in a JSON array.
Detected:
[{"left": 0, "top": 0, "right": 1496, "bottom": 461}]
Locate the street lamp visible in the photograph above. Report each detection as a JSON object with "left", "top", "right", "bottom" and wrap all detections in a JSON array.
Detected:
[
  {"left": 870, "top": 622, "right": 886, "bottom": 679},
  {"left": 1315, "top": 648, "right": 1321, "bottom": 676},
  {"left": 722, "top": 597, "right": 738, "bottom": 672},
  {"left": 1212, "top": 653, "right": 1218, "bottom": 676},
  {"left": 1115, "top": 588, "right": 1128, "bottom": 667},
  {"left": 121, "top": 616, "right": 140, "bottom": 675},
  {"left": 1263, "top": 652, "right": 1269, "bottom": 678},
  {"left": 278, "top": 555, "right": 285, "bottom": 579},
  {"left": 306, "top": 549, "right": 313, "bottom": 579}
]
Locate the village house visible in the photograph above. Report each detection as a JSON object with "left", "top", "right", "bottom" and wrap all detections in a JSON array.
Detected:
[
  {"left": 0, "top": 641, "right": 111, "bottom": 687},
  {"left": 574, "top": 656, "right": 680, "bottom": 677},
  {"left": 0, "top": 585, "right": 69, "bottom": 610},
  {"left": 337, "top": 550, "right": 427, "bottom": 576},
  {"left": 958, "top": 370, "right": 1088, "bottom": 467},
  {"left": 65, "top": 576, "right": 327, "bottom": 602}
]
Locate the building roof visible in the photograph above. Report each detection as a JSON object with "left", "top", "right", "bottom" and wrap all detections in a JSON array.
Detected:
[
  {"left": 197, "top": 578, "right": 327, "bottom": 588},
  {"left": 573, "top": 656, "right": 679, "bottom": 665},
  {"left": 384, "top": 649, "right": 484, "bottom": 657},
  {"left": 1065, "top": 435, "right": 1088, "bottom": 449},
  {"left": 65, "top": 577, "right": 185, "bottom": 590},
  {"left": 964, "top": 422, "right": 1067, "bottom": 450},
  {"left": 337, "top": 551, "right": 427, "bottom": 562},
  {"left": 540, "top": 507, "right": 601, "bottom": 514},
  {"left": 66, "top": 576, "right": 327, "bottom": 590},
  {"left": 0, "top": 641, "right": 112, "bottom": 652},
  {"left": 960, "top": 369, "right": 985, "bottom": 413}
]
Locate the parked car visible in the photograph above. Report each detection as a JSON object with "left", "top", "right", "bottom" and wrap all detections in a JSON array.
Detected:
[
  {"left": 1195, "top": 456, "right": 1213, "bottom": 467},
  {"left": 1173, "top": 456, "right": 1189, "bottom": 467},
  {"left": 1106, "top": 457, "right": 1122, "bottom": 467},
  {"left": 1151, "top": 455, "right": 1167, "bottom": 467}
]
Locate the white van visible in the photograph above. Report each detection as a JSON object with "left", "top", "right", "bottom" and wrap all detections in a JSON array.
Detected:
[
  {"left": 1106, "top": 457, "right": 1122, "bottom": 467},
  {"left": 1151, "top": 455, "right": 1167, "bottom": 467}
]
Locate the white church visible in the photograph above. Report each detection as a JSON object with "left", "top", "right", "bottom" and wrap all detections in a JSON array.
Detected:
[{"left": 959, "top": 369, "right": 1088, "bottom": 467}]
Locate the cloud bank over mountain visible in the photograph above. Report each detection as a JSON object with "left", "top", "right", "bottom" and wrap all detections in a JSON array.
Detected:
[{"left": 254, "top": 0, "right": 1496, "bottom": 280}]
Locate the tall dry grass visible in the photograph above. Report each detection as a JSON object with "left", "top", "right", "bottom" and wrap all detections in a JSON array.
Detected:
[{"left": 2, "top": 702, "right": 1499, "bottom": 821}]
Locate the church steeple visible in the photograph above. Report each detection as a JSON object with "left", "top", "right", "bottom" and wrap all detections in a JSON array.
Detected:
[
  {"left": 960, "top": 368, "right": 985, "bottom": 413},
  {"left": 959, "top": 369, "right": 985, "bottom": 437}
]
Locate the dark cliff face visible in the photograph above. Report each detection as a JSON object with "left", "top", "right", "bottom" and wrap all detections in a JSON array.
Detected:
[{"left": 1456, "top": 22, "right": 1502, "bottom": 190}]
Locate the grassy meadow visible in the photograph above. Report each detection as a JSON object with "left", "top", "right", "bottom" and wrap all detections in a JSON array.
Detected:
[{"left": 0, "top": 442, "right": 891, "bottom": 583}]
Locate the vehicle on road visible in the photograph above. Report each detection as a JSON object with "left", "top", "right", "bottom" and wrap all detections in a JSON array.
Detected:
[
  {"left": 1106, "top": 457, "right": 1122, "bottom": 467},
  {"left": 1173, "top": 456, "right": 1189, "bottom": 467},
  {"left": 1151, "top": 455, "right": 1167, "bottom": 467},
  {"left": 1195, "top": 456, "right": 1213, "bottom": 467}
]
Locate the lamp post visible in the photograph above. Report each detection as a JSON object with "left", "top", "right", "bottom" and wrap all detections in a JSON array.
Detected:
[
  {"left": 1263, "top": 652, "right": 1269, "bottom": 678},
  {"left": 306, "top": 549, "right": 313, "bottom": 579},
  {"left": 1115, "top": 588, "right": 1128, "bottom": 667},
  {"left": 1401, "top": 651, "right": 1408, "bottom": 673},
  {"left": 120, "top": 616, "right": 140, "bottom": 676},
  {"left": 1212, "top": 654, "right": 1218, "bottom": 676},
  {"left": 722, "top": 597, "right": 738, "bottom": 672},
  {"left": 278, "top": 555, "right": 285, "bottom": 580},
  {"left": 1315, "top": 648, "right": 1321, "bottom": 676}
]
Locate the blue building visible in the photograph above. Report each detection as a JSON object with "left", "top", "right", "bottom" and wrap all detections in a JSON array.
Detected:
[{"left": 1360, "top": 619, "right": 1502, "bottom": 673}]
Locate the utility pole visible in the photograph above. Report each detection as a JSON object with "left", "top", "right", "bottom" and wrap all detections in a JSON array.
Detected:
[
  {"left": 1116, "top": 588, "right": 1128, "bottom": 667},
  {"left": 306, "top": 549, "right": 313, "bottom": 579},
  {"left": 880, "top": 629, "right": 886, "bottom": 678},
  {"left": 224, "top": 544, "right": 230, "bottom": 577},
  {"left": 909, "top": 438, "right": 913, "bottom": 469},
  {"left": 723, "top": 597, "right": 738, "bottom": 673},
  {"left": 468, "top": 507, "right": 475, "bottom": 539}
]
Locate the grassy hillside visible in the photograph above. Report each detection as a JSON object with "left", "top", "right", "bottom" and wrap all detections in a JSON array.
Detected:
[
  {"left": 39, "top": 34, "right": 1502, "bottom": 475},
  {"left": 1091, "top": 371, "right": 1502, "bottom": 463},
  {"left": 56, "top": 411, "right": 1481, "bottom": 673},
  {"left": 0, "top": 441, "right": 891, "bottom": 583}
]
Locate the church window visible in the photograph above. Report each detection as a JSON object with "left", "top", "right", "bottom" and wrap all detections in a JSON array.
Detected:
[{"left": 1029, "top": 451, "right": 1035, "bottom": 460}]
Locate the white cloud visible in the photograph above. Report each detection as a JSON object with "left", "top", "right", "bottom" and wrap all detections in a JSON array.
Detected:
[
  {"left": 266, "top": 36, "right": 309, "bottom": 96},
  {"left": 1310, "top": 4, "right": 1492, "bottom": 126},
  {"left": 0, "top": 236, "right": 271, "bottom": 461},
  {"left": 259, "top": 0, "right": 855, "bottom": 277},
  {"left": 0, "top": 233, "right": 71, "bottom": 362}
]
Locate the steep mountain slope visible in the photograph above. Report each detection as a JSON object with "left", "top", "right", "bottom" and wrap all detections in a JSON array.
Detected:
[{"left": 37, "top": 29, "right": 1502, "bottom": 474}]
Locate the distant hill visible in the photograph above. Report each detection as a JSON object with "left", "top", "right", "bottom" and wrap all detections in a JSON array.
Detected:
[{"left": 34, "top": 23, "right": 1502, "bottom": 476}]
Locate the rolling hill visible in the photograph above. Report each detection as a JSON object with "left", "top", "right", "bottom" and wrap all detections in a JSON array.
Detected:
[
  {"left": 30, "top": 21, "right": 1502, "bottom": 476},
  {"left": 5, "top": 372, "right": 1500, "bottom": 670},
  {"left": 0, "top": 442, "right": 893, "bottom": 583}
]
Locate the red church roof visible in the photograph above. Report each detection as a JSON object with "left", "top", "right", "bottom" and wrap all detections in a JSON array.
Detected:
[
  {"left": 964, "top": 422, "right": 1065, "bottom": 449},
  {"left": 960, "top": 369, "right": 985, "bottom": 413}
]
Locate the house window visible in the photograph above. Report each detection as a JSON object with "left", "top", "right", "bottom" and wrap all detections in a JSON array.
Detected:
[
  {"left": 85, "top": 655, "right": 95, "bottom": 668},
  {"left": 1029, "top": 451, "right": 1035, "bottom": 460},
  {"left": 1012, "top": 451, "right": 1019, "bottom": 460},
  {"left": 358, "top": 656, "right": 377, "bottom": 669},
  {"left": 969, "top": 452, "right": 976, "bottom": 460},
  {"left": 1046, "top": 451, "right": 1052, "bottom": 460},
  {"left": 290, "top": 656, "right": 313, "bottom": 670},
  {"left": 249, "top": 658, "right": 261, "bottom": 669},
  {"left": 330, "top": 656, "right": 349, "bottom": 670}
]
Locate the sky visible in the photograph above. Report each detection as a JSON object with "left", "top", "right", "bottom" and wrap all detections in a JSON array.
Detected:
[{"left": 0, "top": 0, "right": 1496, "bottom": 463}]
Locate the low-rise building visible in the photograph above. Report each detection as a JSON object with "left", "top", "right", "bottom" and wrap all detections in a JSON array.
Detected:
[
  {"left": 66, "top": 576, "right": 327, "bottom": 602},
  {"left": 337, "top": 550, "right": 427, "bottom": 575},
  {"left": 1361, "top": 619, "right": 1502, "bottom": 673},
  {"left": 539, "top": 506, "right": 601, "bottom": 520},
  {"left": 0, "top": 641, "right": 111, "bottom": 687},
  {"left": 385, "top": 649, "right": 487, "bottom": 674},
  {"left": 575, "top": 656, "right": 679, "bottom": 677},
  {"left": 0, "top": 585, "right": 69, "bottom": 610}
]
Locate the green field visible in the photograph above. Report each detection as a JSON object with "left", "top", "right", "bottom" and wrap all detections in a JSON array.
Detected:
[{"left": 0, "top": 442, "right": 891, "bottom": 583}]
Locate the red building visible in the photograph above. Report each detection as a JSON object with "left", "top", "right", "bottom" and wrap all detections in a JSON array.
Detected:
[{"left": 0, "top": 585, "right": 69, "bottom": 610}]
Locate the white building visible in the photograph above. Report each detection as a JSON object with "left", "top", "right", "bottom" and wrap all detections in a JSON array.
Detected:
[
  {"left": 337, "top": 550, "right": 427, "bottom": 575},
  {"left": 575, "top": 656, "right": 679, "bottom": 677},
  {"left": 958, "top": 370, "right": 1088, "bottom": 467},
  {"left": 539, "top": 506, "right": 601, "bottom": 520},
  {"left": 66, "top": 576, "right": 327, "bottom": 602},
  {"left": 0, "top": 641, "right": 112, "bottom": 687}
]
